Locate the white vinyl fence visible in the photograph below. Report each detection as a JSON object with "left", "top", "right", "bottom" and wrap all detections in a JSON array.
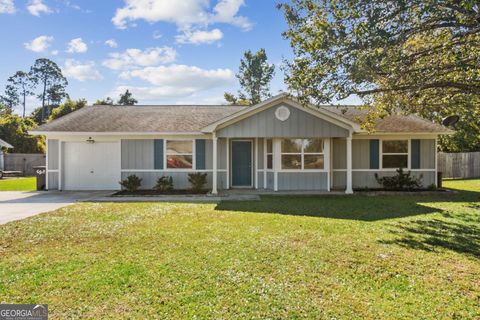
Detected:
[{"left": 438, "top": 152, "right": 480, "bottom": 179}]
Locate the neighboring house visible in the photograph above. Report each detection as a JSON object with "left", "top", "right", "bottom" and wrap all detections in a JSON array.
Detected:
[
  {"left": 30, "top": 94, "right": 451, "bottom": 193},
  {"left": 0, "top": 138, "right": 14, "bottom": 171}
]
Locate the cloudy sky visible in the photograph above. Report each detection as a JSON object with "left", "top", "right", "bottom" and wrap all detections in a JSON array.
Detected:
[{"left": 0, "top": 0, "right": 359, "bottom": 114}]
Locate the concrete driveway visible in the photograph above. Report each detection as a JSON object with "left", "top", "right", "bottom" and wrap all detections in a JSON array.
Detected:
[{"left": 0, "top": 191, "right": 112, "bottom": 225}]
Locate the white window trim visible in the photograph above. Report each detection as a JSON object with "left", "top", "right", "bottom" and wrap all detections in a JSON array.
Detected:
[
  {"left": 266, "top": 139, "right": 273, "bottom": 170},
  {"left": 280, "top": 138, "right": 326, "bottom": 171},
  {"left": 380, "top": 138, "right": 410, "bottom": 170},
  {"left": 165, "top": 139, "right": 195, "bottom": 170}
]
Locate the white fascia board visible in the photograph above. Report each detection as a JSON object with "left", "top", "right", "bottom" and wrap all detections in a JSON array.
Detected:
[
  {"left": 29, "top": 131, "right": 208, "bottom": 136},
  {"left": 202, "top": 94, "right": 360, "bottom": 133}
]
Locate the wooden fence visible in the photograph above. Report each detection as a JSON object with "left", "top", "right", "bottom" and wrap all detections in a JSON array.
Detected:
[
  {"left": 438, "top": 152, "right": 480, "bottom": 179},
  {"left": 4, "top": 153, "right": 46, "bottom": 176}
]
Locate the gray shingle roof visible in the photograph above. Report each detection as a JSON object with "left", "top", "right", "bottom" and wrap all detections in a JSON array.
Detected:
[
  {"left": 31, "top": 103, "right": 450, "bottom": 134},
  {"left": 33, "top": 105, "right": 247, "bottom": 133},
  {"left": 324, "top": 106, "right": 451, "bottom": 133}
]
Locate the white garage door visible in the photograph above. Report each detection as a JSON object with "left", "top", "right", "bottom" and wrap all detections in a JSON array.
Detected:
[{"left": 63, "top": 141, "right": 121, "bottom": 190}]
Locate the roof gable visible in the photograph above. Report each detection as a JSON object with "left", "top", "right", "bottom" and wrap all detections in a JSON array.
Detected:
[
  {"left": 216, "top": 101, "right": 350, "bottom": 138},
  {"left": 202, "top": 94, "right": 361, "bottom": 133}
]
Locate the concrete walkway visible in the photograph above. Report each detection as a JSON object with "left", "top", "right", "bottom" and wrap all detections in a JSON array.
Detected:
[{"left": 0, "top": 191, "right": 111, "bottom": 224}]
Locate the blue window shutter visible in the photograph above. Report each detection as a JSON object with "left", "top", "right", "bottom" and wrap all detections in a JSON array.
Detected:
[
  {"left": 411, "top": 139, "right": 420, "bottom": 169},
  {"left": 369, "top": 139, "right": 379, "bottom": 169},
  {"left": 196, "top": 139, "right": 206, "bottom": 170},
  {"left": 154, "top": 139, "right": 164, "bottom": 169}
]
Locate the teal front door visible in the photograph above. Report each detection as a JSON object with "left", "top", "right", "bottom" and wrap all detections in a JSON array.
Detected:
[{"left": 231, "top": 140, "right": 252, "bottom": 187}]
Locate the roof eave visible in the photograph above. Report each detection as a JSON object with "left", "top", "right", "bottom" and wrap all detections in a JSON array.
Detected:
[{"left": 202, "top": 93, "right": 362, "bottom": 133}]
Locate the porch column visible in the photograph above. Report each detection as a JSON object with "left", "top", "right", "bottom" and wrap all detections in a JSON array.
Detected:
[
  {"left": 345, "top": 135, "right": 353, "bottom": 194},
  {"left": 226, "top": 137, "right": 230, "bottom": 189},
  {"left": 212, "top": 135, "right": 218, "bottom": 195},
  {"left": 273, "top": 138, "right": 281, "bottom": 191},
  {"left": 45, "top": 138, "right": 49, "bottom": 190},
  {"left": 58, "top": 140, "right": 62, "bottom": 191}
]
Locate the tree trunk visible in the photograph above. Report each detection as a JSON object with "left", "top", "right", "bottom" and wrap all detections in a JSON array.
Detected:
[
  {"left": 41, "top": 79, "right": 46, "bottom": 123},
  {"left": 22, "top": 92, "right": 26, "bottom": 118}
]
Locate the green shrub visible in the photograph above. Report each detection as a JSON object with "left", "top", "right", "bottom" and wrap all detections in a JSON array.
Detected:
[
  {"left": 155, "top": 176, "right": 173, "bottom": 193},
  {"left": 188, "top": 172, "right": 208, "bottom": 193},
  {"left": 374, "top": 168, "right": 423, "bottom": 191},
  {"left": 119, "top": 175, "right": 142, "bottom": 192},
  {"left": 427, "top": 183, "right": 437, "bottom": 191}
]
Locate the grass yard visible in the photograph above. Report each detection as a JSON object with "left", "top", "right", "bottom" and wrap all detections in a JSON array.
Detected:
[
  {"left": 0, "top": 180, "right": 479, "bottom": 319},
  {"left": 0, "top": 177, "right": 36, "bottom": 191}
]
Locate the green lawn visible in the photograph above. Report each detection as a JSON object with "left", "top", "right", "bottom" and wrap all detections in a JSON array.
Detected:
[
  {"left": 0, "top": 177, "right": 36, "bottom": 191},
  {"left": 0, "top": 180, "right": 479, "bottom": 319}
]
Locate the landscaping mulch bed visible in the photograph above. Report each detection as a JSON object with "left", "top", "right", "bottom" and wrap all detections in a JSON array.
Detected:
[{"left": 113, "top": 189, "right": 209, "bottom": 196}]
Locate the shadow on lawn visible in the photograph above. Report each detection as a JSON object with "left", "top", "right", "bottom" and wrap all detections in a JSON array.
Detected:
[
  {"left": 215, "top": 195, "right": 446, "bottom": 221},
  {"left": 379, "top": 186, "right": 480, "bottom": 258},
  {"left": 380, "top": 214, "right": 480, "bottom": 258}
]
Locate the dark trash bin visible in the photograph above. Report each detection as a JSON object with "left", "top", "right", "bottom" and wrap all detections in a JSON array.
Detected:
[
  {"left": 437, "top": 172, "right": 443, "bottom": 188},
  {"left": 33, "top": 166, "right": 46, "bottom": 191}
]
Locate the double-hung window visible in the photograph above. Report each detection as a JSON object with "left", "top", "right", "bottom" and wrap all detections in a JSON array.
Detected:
[
  {"left": 382, "top": 140, "right": 408, "bottom": 169},
  {"left": 281, "top": 139, "right": 324, "bottom": 170},
  {"left": 166, "top": 140, "right": 193, "bottom": 169},
  {"left": 266, "top": 139, "right": 273, "bottom": 169}
]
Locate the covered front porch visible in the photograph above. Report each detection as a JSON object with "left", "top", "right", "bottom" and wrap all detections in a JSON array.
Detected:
[{"left": 210, "top": 136, "right": 354, "bottom": 195}]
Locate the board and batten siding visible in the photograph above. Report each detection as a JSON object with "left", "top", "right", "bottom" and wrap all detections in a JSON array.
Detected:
[
  {"left": 352, "top": 140, "right": 370, "bottom": 169},
  {"left": 121, "top": 139, "right": 154, "bottom": 169},
  {"left": 120, "top": 138, "right": 227, "bottom": 170},
  {"left": 47, "top": 139, "right": 59, "bottom": 190},
  {"left": 216, "top": 103, "right": 349, "bottom": 138},
  {"left": 352, "top": 171, "right": 436, "bottom": 189},
  {"left": 331, "top": 138, "right": 437, "bottom": 189},
  {"left": 278, "top": 172, "right": 329, "bottom": 191},
  {"left": 420, "top": 139, "right": 435, "bottom": 169}
]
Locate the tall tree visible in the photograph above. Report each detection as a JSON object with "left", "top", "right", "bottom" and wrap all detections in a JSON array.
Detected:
[
  {"left": 225, "top": 49, "right": 275, "bottom": 105},
  {"left": 0, "top": 84, "right": 19, "bottom": 113},
  {"left": 30, "top": 58, "right": 68, "bottom": 123},
  {"left": 117, "top": 89, "right": 138, "bottom": 105},
  {"left": 278, "top": 0, "right": 480, "bottom": 151},
  {"left": 5, "top": 71, "right": 36, "bottom": 117}
]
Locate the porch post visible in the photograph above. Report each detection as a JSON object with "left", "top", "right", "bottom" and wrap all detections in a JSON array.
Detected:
[
  {"left": 273, "top": 138, "right": 281, "bottom": 191},
  {"left": 212, "top": 134, "right": 218, "bottom": 195},
  {"left": 45, "top": 139, "right": 49, "bottom": 190},
  {"left": 226, "top": 137, "right": 230, "bottom": 189},
  {"left": 345, "top": 135, "right": 353, "bottom": 194},
  {"left": 58, "top": 140, "right": 62, "bottom": 191}
]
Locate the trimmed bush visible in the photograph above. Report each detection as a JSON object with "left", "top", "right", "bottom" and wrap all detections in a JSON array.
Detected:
[
  {"left": 119, "top": 175, "right": 142, "bottom": 192},
  {"left": 188, "top": 172, "right": 208, "bottom": 193},
  {"left": 375, "top": 168, "right": 422, "bottom": 191},
  {"left": 155, "top": 176, "right": 174, "bottom": 193}
]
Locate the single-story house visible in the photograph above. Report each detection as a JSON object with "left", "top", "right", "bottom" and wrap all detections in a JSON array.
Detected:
[
  {"left": 0, "top": 138, "right": 14, "bottom": 171},
  {"left": 30, "top": 94, "right": 451, "bottom": 193}
]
